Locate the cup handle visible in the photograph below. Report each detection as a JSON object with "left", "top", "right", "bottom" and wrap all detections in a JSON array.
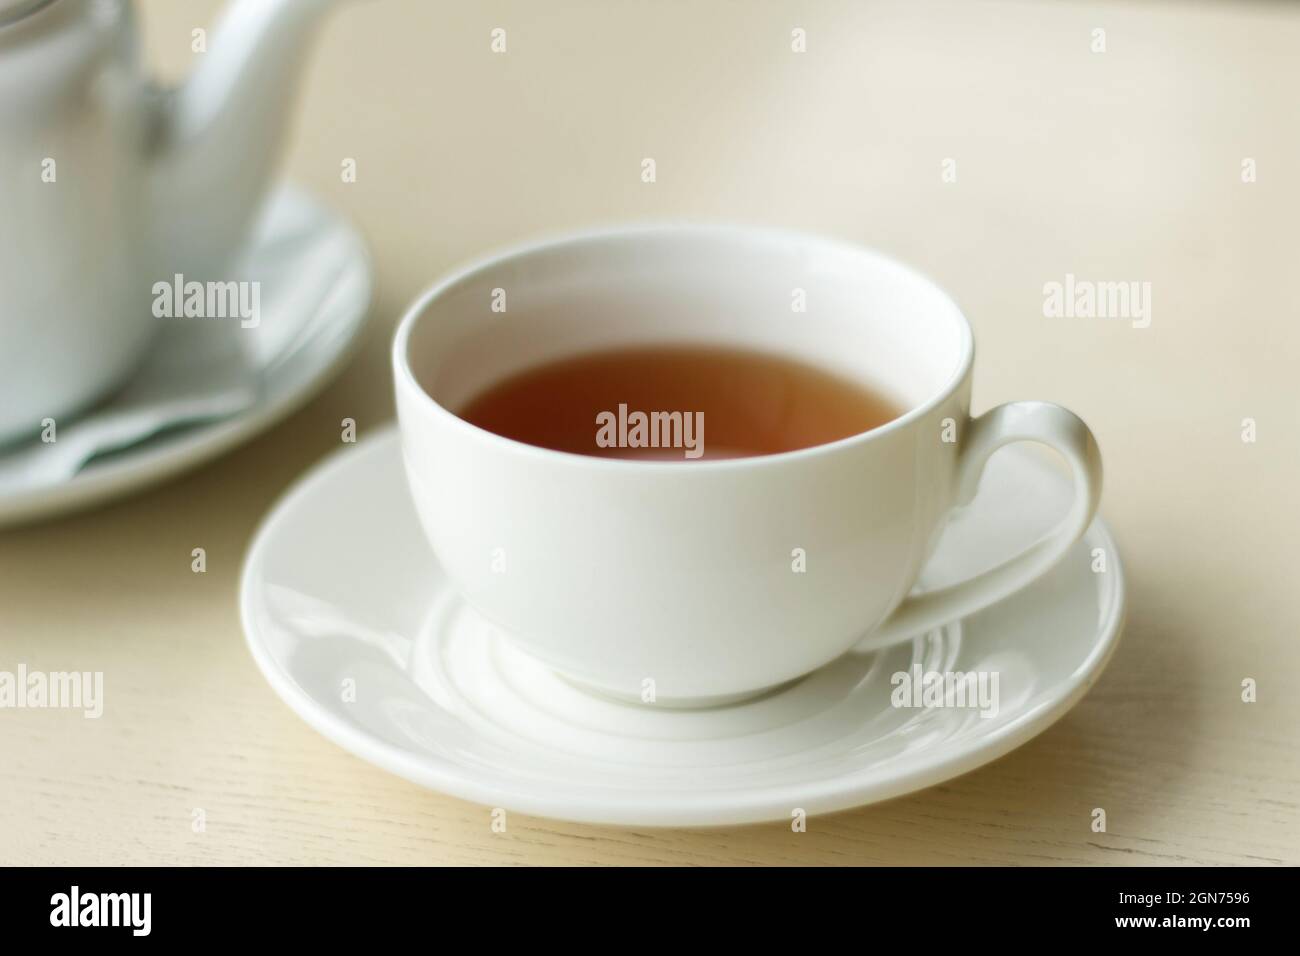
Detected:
[{"left": 862, "top": 400, "right": 1103, "bottom": 650}]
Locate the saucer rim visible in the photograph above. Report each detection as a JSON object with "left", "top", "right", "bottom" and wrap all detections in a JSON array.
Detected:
[
  {"left": 0, "top": 181, "right": 373, "bottom": 528},
  {"left": 241, "top": 427, "right": 1126, "bottom": 827}
]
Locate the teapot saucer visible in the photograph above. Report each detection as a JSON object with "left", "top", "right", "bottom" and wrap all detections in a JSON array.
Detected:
[
  {"left": 0, "top": 182, "right": 371, "bottom": 527},
  {"left": 240, "top": 427, "right": 1124, "bottom": 827}
]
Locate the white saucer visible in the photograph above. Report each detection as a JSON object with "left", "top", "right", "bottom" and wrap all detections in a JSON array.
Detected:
[
  {"left": 241, "top": 427, "right": 1125, "bottom": 826},
  {"left": 0, "top": 183, "right": 371, "bottom": 527}
]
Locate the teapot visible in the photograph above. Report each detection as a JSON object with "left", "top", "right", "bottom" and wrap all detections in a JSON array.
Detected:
[{"left": 0, "top": 0, "right": 345, "bottom": 442}]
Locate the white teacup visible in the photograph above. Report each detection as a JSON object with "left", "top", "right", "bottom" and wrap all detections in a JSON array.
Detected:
[{"left": 393, "top": 226, "right": 1102, "bottom": 706}]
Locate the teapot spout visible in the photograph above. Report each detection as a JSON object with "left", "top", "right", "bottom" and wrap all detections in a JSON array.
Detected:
[{"left": 148, "top": 0, "right": 342, "bottom": 279}]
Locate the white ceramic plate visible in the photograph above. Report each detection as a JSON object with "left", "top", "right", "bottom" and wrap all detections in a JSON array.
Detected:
[
  {"left": 241, "top": 428, "right": 1125, "bottom": 827},
  {"left": 0, "top": 183, "right": 371, "bottom": 527}
]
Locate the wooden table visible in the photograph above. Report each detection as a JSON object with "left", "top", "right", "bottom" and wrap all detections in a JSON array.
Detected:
[{"left": 2, "top": 0, "right": 1296, "bottom": 865}]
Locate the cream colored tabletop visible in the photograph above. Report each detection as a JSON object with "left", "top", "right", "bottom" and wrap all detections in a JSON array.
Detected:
[{"left": 2, "top": 0, "right": 1297, "bottom": 866}]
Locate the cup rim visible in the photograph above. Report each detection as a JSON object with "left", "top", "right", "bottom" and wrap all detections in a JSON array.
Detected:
[{"left": 392, "top": 222, "right": 975, "bottom": 471}]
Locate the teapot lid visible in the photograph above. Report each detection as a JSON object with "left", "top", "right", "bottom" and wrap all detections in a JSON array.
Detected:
[{"left": 0, "top": 0, "right": 56, "bottom": 27}]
